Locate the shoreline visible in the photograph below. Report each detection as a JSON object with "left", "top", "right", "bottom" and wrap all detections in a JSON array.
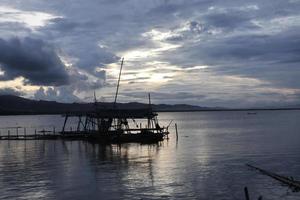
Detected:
[{"left": 0, "top": 107, "right": 300, "bottom": 116}]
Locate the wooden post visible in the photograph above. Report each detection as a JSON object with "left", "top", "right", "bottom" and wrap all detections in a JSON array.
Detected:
[
  {"left": 84, "top": 116, "right": 88, "bottom": 131},
  {"left": 53, "top": 126, "right": 55, "bottom": 134},
  {"left": 244, "top": 187, "right": 250, "bottom": 200},
  {"left": 8, "top": 130, "right": 10, "bottom": 138},
  {"left": 24, "top": 128, "right": 26, "bottom": 137},
  {"left": 62, "top": 114, "right": 68, "bottom": 133},
  {"left": 16, "top": 127, "right": 18, "bottom": 137},
  {"left": 77, "top": 116, "right": 81, "bottom": 131},
  {"left": 35, "top": 129, "right": 37, "bottom": 138},
  {"left": 175, "top": 123, "right": 178, "bottom": 141}
]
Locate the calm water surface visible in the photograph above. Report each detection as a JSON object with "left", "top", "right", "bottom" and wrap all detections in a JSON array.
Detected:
[{"left": 0, "top": 111, "right": 299, "bottom": 199}]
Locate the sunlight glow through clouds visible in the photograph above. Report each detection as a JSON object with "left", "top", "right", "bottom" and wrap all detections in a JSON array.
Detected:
[
  {"left": 108, "top": 30, "right": 183, "bottom": 87},
  {"left": 110, "top": 27, "right": 210, "bottom": 89},
  {"left": 58, "top": 55, "right": 73, "bottom": 68},
  {"left": 0, "top": 6, "right": 57, "bottom": 29},
  {"left": 120, "top": 28, "right": 182, "bottom": 62},
  {"left": 142, "top": 29, "right": 181, "bottom": 42},
  {"left": 184, "top": 66, "right": 209, "bottom": 71},
  {"left": 103, "top": 62, "right": 175, "bottom": 86},
  {"left": 0, "top": 77, "right": 39, "bottom": 93},
  {"left": 121, "top": 43, "right": 181, "bottom": 61}
]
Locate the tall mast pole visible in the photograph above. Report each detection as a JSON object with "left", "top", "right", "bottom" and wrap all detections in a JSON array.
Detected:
[
  {"left": 114, "top": 57, "right": 124, "bottom": 108},
  {"left": 94, "top": 91, "right": 97, "bottom": 105},
  {"left": 148, "top": 93, "right": 152, "bottom": 110},
  {"left": 148, "top": 93, "right": 151, "bottom": 128}
]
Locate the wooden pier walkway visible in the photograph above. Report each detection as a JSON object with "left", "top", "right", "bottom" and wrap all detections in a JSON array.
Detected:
[
  {"left": 0, "top": 127, "right": 62, "bottom": 140},
  {"left": 0, "top": 131, "right": 59, "bottom": 140},
  {"left": 0, "top": 134, "right": 60, "bottom": 140},
  {"left": 0, "top": 127, "right": 103, "bottom": 140}
]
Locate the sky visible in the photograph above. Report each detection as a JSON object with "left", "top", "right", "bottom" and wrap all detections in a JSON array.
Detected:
[{"left": 0, "top": 0, "right": 299, "bottom": 107}]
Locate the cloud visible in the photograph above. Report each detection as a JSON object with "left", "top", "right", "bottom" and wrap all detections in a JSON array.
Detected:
[
  {"left": 202, "top": 9, "right": 259, "bottom": 31},
  {"left": 0, "top": 0, "right": 300, "bottom": 106},
  {"left": 0, "top": 87, "right": 25, "bottom": 96},
  {"left": 192, "top": 27, "right": 300, "bottom": 88},
  {"left": 40, "top": 17, "right": 120, "bottom": 75},
  {"left": 34, "top": 87, "right": 80, "bottom": 103},
  {"left": 0, "top": 37, "right": 70, "bottom": 86},
  {"left": 121, "top": 91, "right": 206, "bottom": 102}
]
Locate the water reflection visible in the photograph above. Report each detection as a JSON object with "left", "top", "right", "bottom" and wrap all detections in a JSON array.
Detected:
[
  {"left": 0, "top": 111, "right": 300, "bottom": 199},
  {"left": 0, "top": 140, "right": 168, "bottom": 199}
]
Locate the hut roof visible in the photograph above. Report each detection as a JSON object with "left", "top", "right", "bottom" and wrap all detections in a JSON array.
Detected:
[{"left": 66, "top": 108, "right": 157, "bottom": 119}]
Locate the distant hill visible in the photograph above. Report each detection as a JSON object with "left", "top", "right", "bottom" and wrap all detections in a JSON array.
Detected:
[
  {"left": 1, "top": 95, "right": 300, "bottom": 115},
  {"left": 0, "top": 95, "right": 211, "bottom": 115}
]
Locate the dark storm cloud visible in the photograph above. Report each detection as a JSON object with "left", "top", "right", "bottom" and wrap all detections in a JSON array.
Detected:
[
  {"left": 0, "top": 37, "right": 69, "bottom": 86},
  {"left": 202, "top": 10, "right": 259, "bottom": 31},
  {"left": 0, "top": 22, "right": 32, "bottom": 37},
  {"left": 147, "top": 0, "right": 213, "bottom": 18},
  {"left": 74, "top": 43, "right": 118, "bottom": 73},
  {"left": 41, "top": 18, "right": 119, "bottom": 74},
  {"left": 47, "top": 17, "right": 97, "bottom": 33},
  {"left": 48, "top": 18, "right": 79, "bottom": 32}
]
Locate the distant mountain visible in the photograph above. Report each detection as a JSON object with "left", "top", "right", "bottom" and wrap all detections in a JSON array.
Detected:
[
  {"left": 0, "top": 95, "right": 212, "bottom": 115},
  {"left": 0, "top": 95, "right": 91, "bottom": 115}
]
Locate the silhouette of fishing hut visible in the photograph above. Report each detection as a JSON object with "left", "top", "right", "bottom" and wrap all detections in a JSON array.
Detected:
[
  {"left": 61, "top": 106, "right": 168, "bottom": 143},
  {"left": 60, "top": 58, "right": 169, "bottom": 143},
  {"left": 0, "top": 58, "right": 169, "bottom": 143}
]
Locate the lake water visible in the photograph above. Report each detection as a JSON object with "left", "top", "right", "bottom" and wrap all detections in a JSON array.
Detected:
[{"left": 0, "top": 111, "right": 299, "bottom": 199}]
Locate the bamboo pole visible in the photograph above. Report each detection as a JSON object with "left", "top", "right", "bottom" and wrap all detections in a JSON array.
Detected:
[
  {"left": 175, "top": 123, "right": 178, "bottom": 141},
  {"left": 244, "top": 187, "right": 250, "bottom": 200},
  {"left": 247, "top": 164, "right": 300, "bottom": 191},
  {"left": 114, "top": 58, "right": 124, "bottom": 106}
]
